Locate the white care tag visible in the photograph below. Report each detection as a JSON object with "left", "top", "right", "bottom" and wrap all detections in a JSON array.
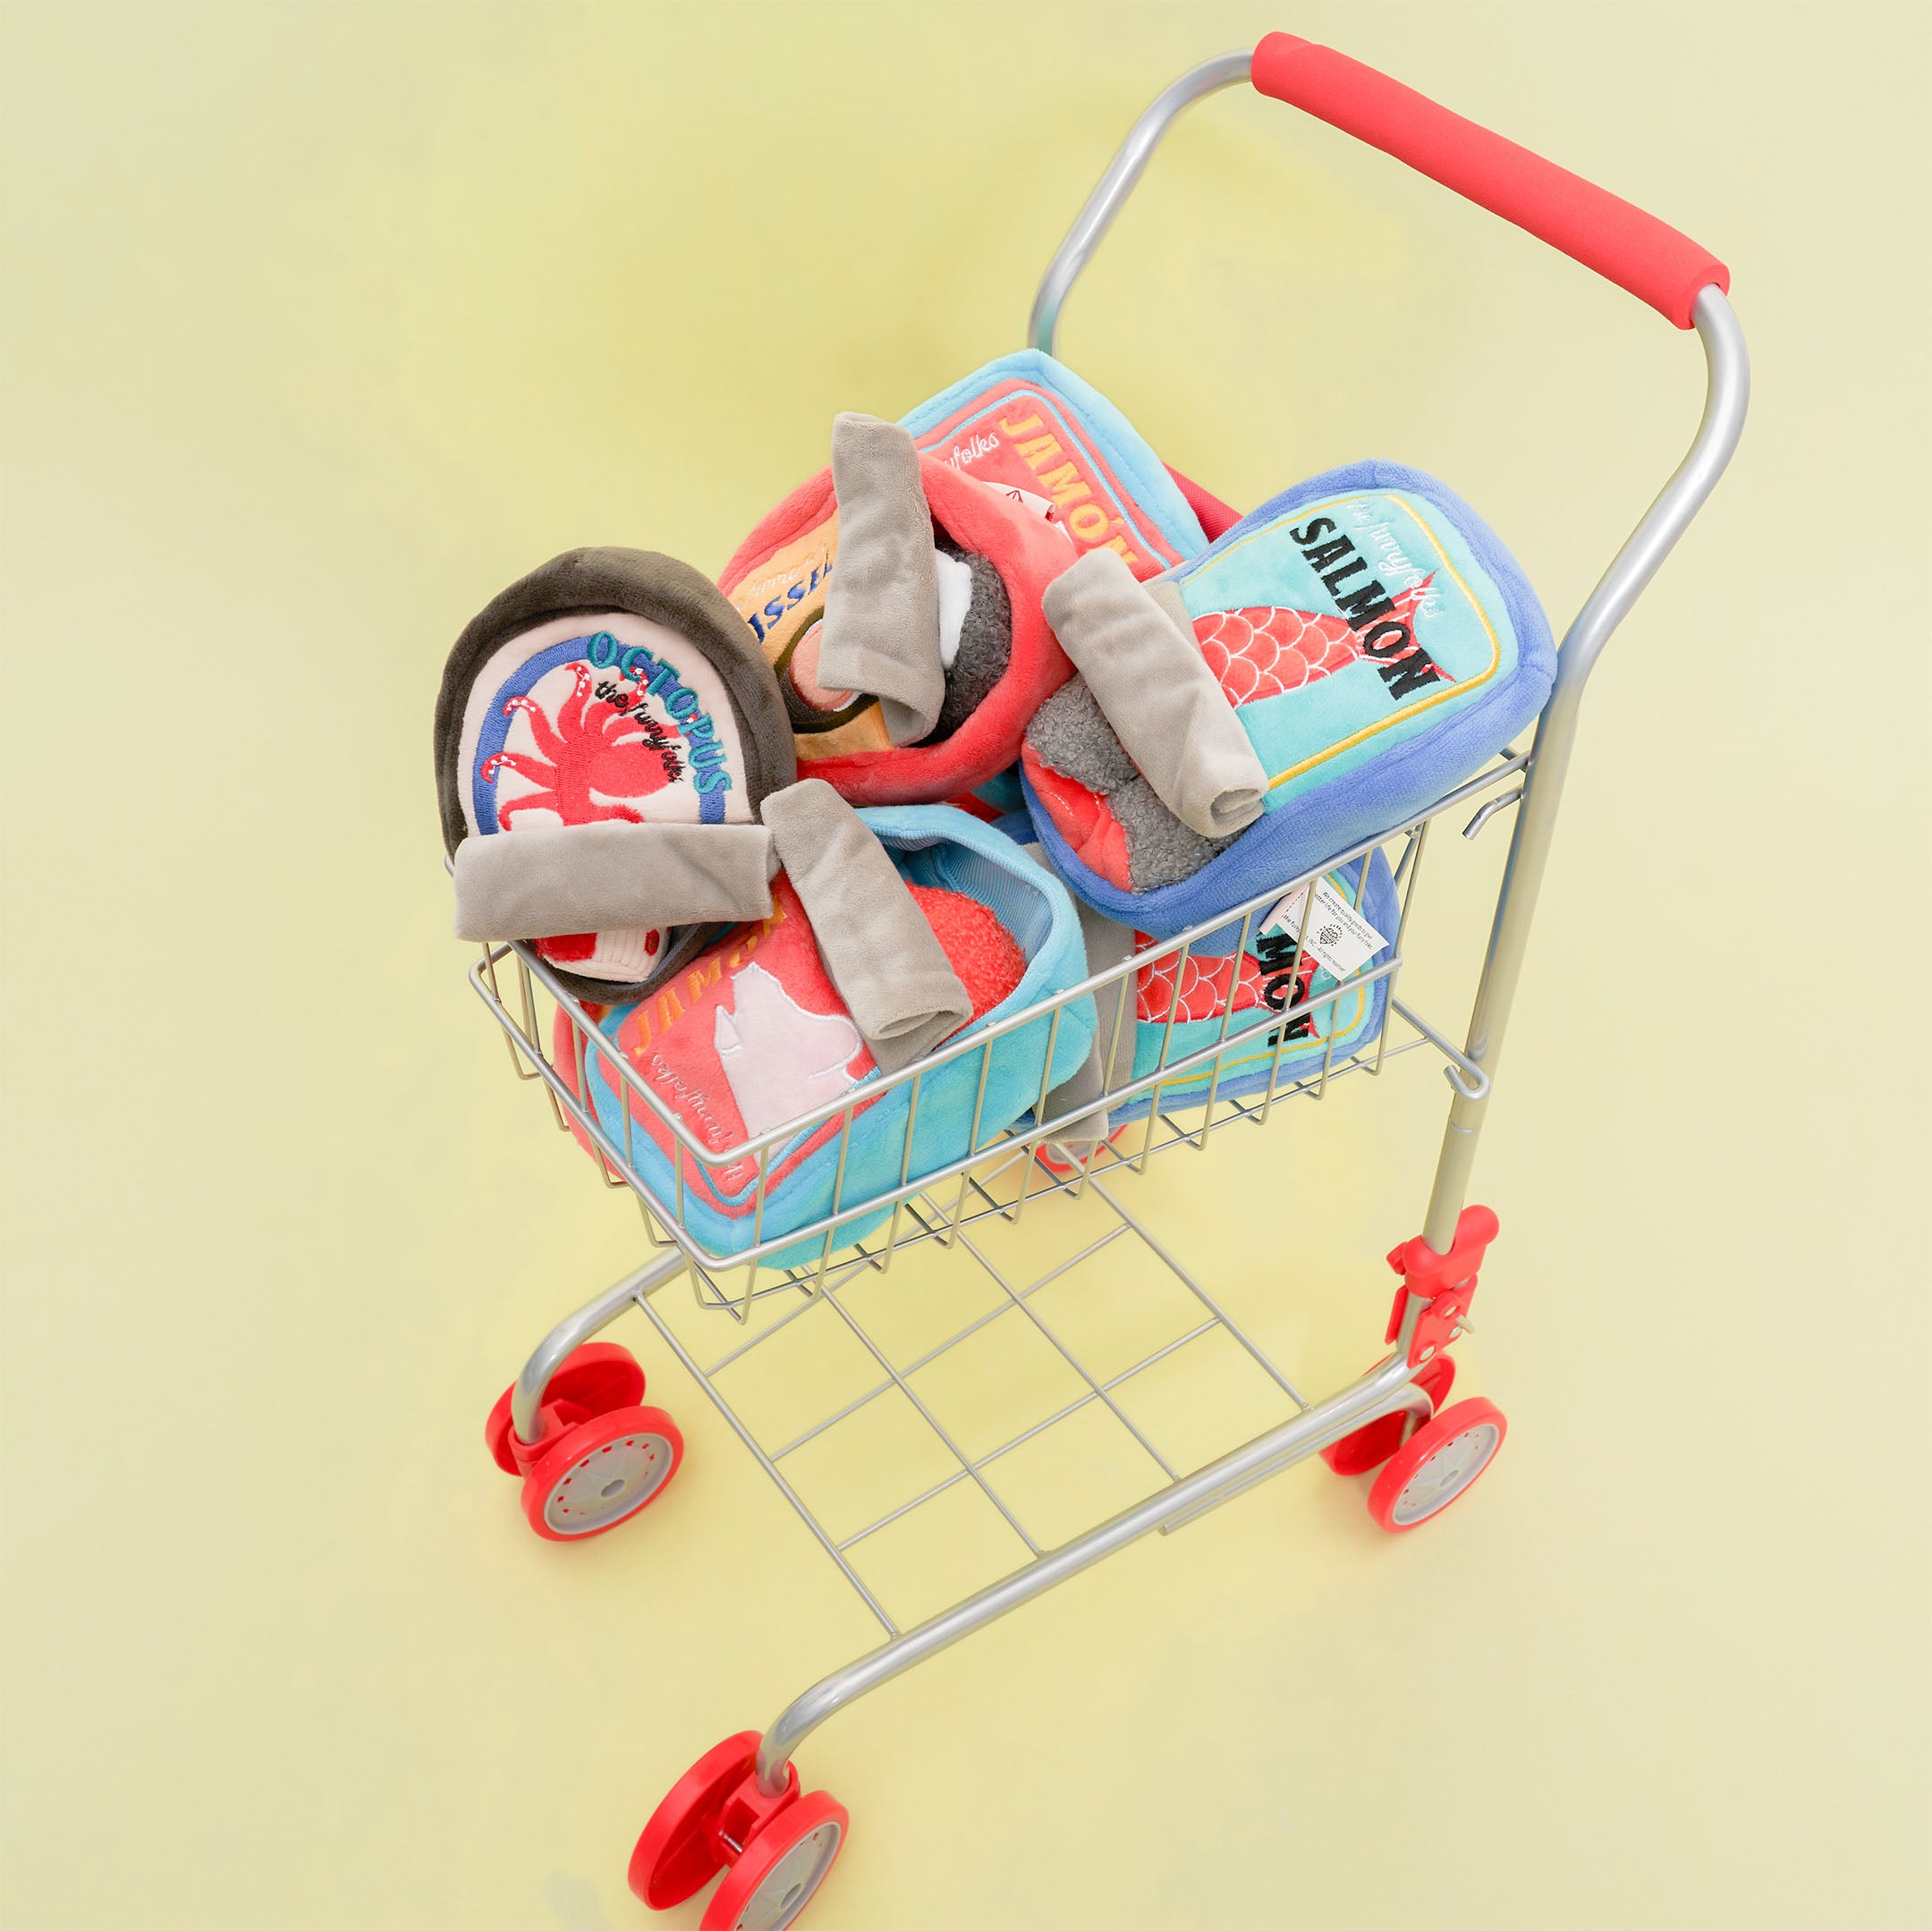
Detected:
[{"left": 1260, "top": 876, "right": 1388, "bottom": 979}]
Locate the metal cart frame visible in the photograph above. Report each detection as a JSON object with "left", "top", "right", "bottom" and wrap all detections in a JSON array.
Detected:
[{"left": 465, "top": 40, "right": 1746, "bottom": 1927}]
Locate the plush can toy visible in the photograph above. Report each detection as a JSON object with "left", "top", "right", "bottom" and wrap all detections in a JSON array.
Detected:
[
  {"left": 718, "top": 351, "right": 1212, "bottom": 806},
  {"left": 1021, "top": 462, "right": 1557, "bottom": 935},
  {"left": 994, "top": 814, "right": 1394, "bottom": 1155},
  {"left": 556, "top": 805, "right": 1096, "bottom": 1266},
  {"left": 435, "top": 547, "right": 797, "bottom": 1001}
]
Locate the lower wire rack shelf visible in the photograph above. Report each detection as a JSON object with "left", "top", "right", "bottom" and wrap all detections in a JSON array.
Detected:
[{"left": 636, "top": 1153, "right": 1329, "bottom": 1634}]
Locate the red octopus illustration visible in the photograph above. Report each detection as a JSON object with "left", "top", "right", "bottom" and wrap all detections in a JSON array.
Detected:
[
  {"left": 1195, "top": 578, "right": 1438, "bottom": 707},
  {"left": 481, "top": 663, "right": 681, "bottom": 826}
]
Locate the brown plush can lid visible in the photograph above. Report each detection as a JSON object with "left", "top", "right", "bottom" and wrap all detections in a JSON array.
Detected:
[{"left": 432, "top": 546, "right": 796, "bottom": 858}]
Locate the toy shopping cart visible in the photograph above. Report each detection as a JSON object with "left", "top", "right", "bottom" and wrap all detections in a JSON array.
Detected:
[{"left": 464, "top": 35, "right": 1744, "bottom": 1928}]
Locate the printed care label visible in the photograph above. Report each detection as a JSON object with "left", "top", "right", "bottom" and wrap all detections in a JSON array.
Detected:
[{"left": 1260, "top": 877, "right": 1388, "bottom": 980}]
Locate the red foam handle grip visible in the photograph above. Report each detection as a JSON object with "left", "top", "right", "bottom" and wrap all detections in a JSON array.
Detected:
[{"left": 1250, "top": 33, "right": 1727, "bottom": 328}]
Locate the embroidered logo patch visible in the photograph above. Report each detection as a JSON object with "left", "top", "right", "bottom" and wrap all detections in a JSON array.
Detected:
[
  {"left": 460, "top": 612, "right": 752, "bottom": 834},
  {"left": 914, "top": 378, "right": 1185, "bottom": 578}
]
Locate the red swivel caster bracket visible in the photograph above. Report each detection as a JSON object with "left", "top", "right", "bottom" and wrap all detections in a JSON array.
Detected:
[
  {"left": 631, "top": 1733, "right": 849, "bottom": 1930},
  {"left": 1384, "top": 1205, "right": 1499, "bottom": 1368},
  {"left": 482, "top": 1342, "right": 684, "bottom": 1541}
]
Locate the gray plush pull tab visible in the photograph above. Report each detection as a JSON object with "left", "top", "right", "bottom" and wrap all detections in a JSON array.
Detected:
[
  {"left": 816, "top": 413, "right": 945, "bottom": 746},
  {"left": 1042, "top": 547, "right": 1268, "bottom": 840},
  {"left": 759, "top": 779, "right": 971, "bottom": 1073},
  {"left": 451, "top": 820, "right": 775, "bottom": 941}
]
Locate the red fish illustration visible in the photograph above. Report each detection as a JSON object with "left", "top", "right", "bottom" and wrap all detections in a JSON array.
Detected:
[
  {"left": 1135, "top": 945, "right": 1267, "bottom": 1023},
  {"left": 1194, "top": 578, "right": 1438, "bottom": 706},
  {"left": 1135, "top": 938, "right": 1320, "bottom": 1026}
]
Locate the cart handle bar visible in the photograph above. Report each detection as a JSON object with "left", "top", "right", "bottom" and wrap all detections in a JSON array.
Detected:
[
  {"left": 1250, "top": 34, "right": 1726, "bottom": 328},
  {"left": 1029, "top": 42, "right": 1729, "bottom": 356}
]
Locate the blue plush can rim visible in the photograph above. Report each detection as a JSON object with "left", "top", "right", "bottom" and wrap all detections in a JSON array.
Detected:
[
  {"left": 572, "top": 805, "right": 1097, "bottom": 1267},
  {"left": 1024, "top": 460, "right": 1556, "bottom": 936}
]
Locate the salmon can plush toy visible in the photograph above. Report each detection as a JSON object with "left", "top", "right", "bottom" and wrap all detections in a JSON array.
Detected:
[
  {"left": 1020, "top": 462, "right": 1558, "bottom": 936},
  {"left": 993, "top": 813, "right": 1396, "bottom": 1160}
]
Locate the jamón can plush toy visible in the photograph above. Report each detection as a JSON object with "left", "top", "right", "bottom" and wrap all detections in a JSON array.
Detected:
[{"left": 554, "top": 803, "right": 1094, "bottom": 1264}]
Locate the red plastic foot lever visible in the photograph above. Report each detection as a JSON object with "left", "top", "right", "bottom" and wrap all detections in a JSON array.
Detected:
[
  {"left": 712, "top": 1760, "right": 801, "bottom": 1859},
  {"left": 1385, "top": 1206, "right": 1498, "bottom": 1368}
]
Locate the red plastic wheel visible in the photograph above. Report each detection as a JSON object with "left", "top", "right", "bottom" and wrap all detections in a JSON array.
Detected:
[
  {"left": 1320, "top": 1355, "right": 1456, "bottom": 1477},
  {"left": 484, "top": 1342, "right": 646, "bottom": 1474},
  {"left": 1368, "top": 1397, "right": 1507, "bottom": 1532},
  {"left": 701, "top": 1789, "right": 849, "bottom": 1931},
  {"left": 521, "top": 1404, "right": 683, "bottom": 1541},
  {"left": 629, "top": 1732, "right": 762, "bottom": 1910}
]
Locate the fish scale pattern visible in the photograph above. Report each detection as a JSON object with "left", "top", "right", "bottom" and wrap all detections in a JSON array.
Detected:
[
  {"left": 1134, "top": 944, "right": 1267, "bottom": 1023},
  {"left": 1193, "top": 580, "right": 1434, "bottom": 707}
]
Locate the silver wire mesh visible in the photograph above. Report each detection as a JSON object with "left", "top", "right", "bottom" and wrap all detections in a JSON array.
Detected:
[
  {"left": 470, "top": 753, "right": 1518, "bottom": 1300},
  {"left": 465, "top": 757, "right": 1525, "bottom": 1629}
]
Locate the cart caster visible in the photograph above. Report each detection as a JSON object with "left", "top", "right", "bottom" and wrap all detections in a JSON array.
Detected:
[
  {"left": 484, "top": 1341, "right": 645, "bottom": 1472},
  {"left": 1320, "top": 1354, "right": 1456, "bottom": 1476},
  {"left": 631, "top": 1733, "right": 848, "bottom": 1930},
  {"left": 629, "top": 1732, "right": 761, "bottom": 1909},
  {"left": 706, "top": 1791, "right": 847, "bottom": 1931},
  {"left": 482, "top": 1342, "right": 684, "bottom": 1541},
  {"left": 1368, "top": 1396, "right": 1506, "bottom": 1531},
  {"left": 521, "top": 1406, "right": 682, "bottom": 1540}
]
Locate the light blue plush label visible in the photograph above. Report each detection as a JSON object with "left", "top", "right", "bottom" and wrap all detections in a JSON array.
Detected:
[{"left": 1170, "top": 488, "right": 1520, "bottom": 813}]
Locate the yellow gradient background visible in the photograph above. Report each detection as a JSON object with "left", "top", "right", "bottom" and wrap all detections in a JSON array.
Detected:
[{"left": 2, "top": 4, "right": 1925, "bottom": 1927}]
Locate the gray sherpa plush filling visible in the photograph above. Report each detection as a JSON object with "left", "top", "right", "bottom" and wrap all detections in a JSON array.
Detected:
[
  {"left": 928, "top": 531, "right": 1012, "bottom": 742},
  {"left": 1026, "top": 675, "right": 1233, "bottom": 891},
  {"left": 1112, "top": 779, "right": 1234, "bottom": 889},
  {"left": 787, "top": 529, "right": 1014, "bottom": 745},
  {"left": 1027, "top": 678, "right": 1140, "bottom": 792}
]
